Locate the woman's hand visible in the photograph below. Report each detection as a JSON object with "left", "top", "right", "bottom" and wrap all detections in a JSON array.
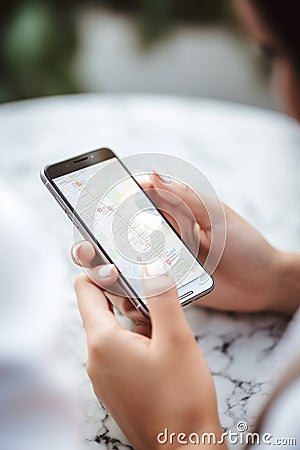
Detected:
[
  {"left": 145, "top": 172, "right": 300, "bottom": 315},
  {"left": 74, "top": 261, "right": 226, "bottom": 450}
]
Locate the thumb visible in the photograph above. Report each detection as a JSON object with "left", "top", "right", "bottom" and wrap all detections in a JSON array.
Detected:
[{"left": 143, "top": 260, "right": 191, "bottom": 345}]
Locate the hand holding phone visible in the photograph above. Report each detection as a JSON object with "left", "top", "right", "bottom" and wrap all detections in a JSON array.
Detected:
[
  {"left": 73, "top": 258, "right": 224, "bottom": 450},
  {"left": 41, "top": 148, "right": 214, "bottom": 317}
]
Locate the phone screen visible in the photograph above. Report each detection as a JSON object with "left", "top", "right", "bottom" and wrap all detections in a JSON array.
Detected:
[{"left": 52, "top": 156, "right": 209, "bottom": 301}]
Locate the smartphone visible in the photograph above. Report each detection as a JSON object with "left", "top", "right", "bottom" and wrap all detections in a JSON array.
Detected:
[{"left": 41, "top": 148, "right": 214, "bottom": 317}]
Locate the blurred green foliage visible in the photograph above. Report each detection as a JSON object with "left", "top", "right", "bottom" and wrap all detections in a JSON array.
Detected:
[
  {"left": 0, "top": 0, "right": 78, "bottom": 102},
  {"left": 0, "top": 0, "right": 232, "bottom": 103}
]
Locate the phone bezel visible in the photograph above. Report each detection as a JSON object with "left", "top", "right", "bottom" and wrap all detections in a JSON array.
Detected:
[{"left": 42, "top": 148, "right": 214, "bottom": 316}]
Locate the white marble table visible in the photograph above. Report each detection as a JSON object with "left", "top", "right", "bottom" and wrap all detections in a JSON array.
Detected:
[{"left": 1, "top": 94, "right": 300, "bottom": 449}]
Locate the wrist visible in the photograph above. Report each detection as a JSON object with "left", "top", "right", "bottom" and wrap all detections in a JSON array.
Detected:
[{"left": 269, "top": 251, "right": 300, "bottom": 315}]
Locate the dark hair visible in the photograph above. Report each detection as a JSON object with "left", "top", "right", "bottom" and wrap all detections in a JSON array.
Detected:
[{"left": 250, "top": 0, "right": 300, "bottom": 77}]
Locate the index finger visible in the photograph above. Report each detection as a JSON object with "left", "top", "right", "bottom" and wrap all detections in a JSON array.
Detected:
[
  {"left": 151, "top": 172, "right": 213, "bottom": 228},
  {"left": 74, "top": 273, "right": 122, "bottom": 336}
]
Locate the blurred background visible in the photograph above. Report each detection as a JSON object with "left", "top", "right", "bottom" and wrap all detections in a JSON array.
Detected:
[{"left": 0, "top": 0, "right": 276, "bottom": 108}]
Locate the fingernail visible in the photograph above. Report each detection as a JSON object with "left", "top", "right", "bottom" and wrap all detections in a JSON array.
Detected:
[
  {"left": 152, "top": 164, "right": 172, "bottom": 184},
  {"left": 98, "top": 264, "right": 114, "bottom": 278},
  {"left": 145, "top": 259, "right": 169, "bottom": 277}
]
